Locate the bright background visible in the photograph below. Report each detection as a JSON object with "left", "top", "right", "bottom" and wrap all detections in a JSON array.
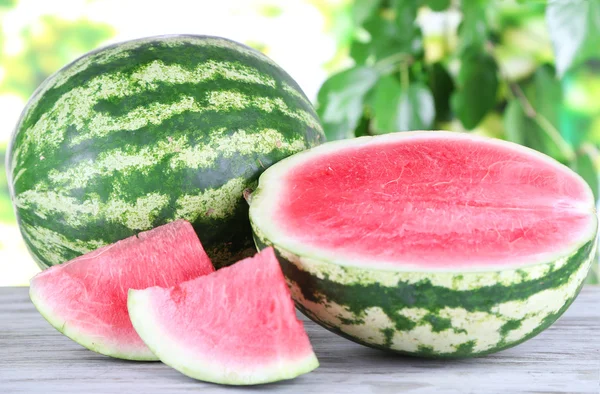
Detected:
[{"left": 1, "top": 0, "right": 599, "bottom": 285}]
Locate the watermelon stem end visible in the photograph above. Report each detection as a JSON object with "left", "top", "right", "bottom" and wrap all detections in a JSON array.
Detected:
[{"left": 243, "top": 188, "right": 254, "bottom": 205}]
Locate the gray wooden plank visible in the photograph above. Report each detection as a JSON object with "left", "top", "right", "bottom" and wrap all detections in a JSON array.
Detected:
[{"left": 0, "top": 286, "right": 598, "bottom": 394}]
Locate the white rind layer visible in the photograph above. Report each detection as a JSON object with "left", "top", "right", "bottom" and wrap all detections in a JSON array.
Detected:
[
  {"left": 29, "top": 284, "right": 158, "bottom": 361},
  {"left": 127, "top": 288, "right": 319, "bottom": 385}
]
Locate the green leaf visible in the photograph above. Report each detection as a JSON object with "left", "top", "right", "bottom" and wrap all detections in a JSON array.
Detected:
[
  {"left": 352, "top": 0, "right": 382, "bottom": 26},
  {"left": 503, "top": 100, "right": 528, "bottom": 146},
  {"left": 570, "top": 144, "right": 599, "bottom": 202},
  {"left": 546, "top": 0, "right": 600, "bottom": 76},
  {"left": 451, "top": 49, "right": 499, "bottom": 129},
  {"left": 393, "top": 0, "right": 418, "bottom": 32},
  {"left": 427, "top": 62, "right": 455, "bottom": 122},
  {"left": 522, "top": 64, "right": 572, "bottom": 147},
  {"left": 362, "top": 1, "right": 419, "bottom": 60},
  {"left": 372, "top": 75, "right": 435, "bottom": 133},
  {"left": 350, "top": 39, "right": 370, "bottom": 65},
  {"left": 425, "top": 0, "right": 450, "bottom": 12},
  {"left": 529, "top": 65, "right": 562, "bottom": 127},
  {"left": 317, "top": 67, "right": 379, "bottom": 140},
  {"left": 458, "top": 1, "right": 488, "bottom": 53},
  {"left": 354, "top": 115, "right": 372, "bottom": 137},
  {"left": 509, "top": 65, "right": 576, "bottom": 161},
  {"left": 503, "top": 99, "right": 571, "bottom": 163}
]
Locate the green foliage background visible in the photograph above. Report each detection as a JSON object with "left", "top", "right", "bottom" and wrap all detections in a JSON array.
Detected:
[{"left": 316, "top": 0, "right": 600, "bottom": 283}]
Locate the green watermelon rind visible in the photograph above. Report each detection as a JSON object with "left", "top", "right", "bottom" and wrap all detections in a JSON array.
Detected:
[
  {"left": 127, "top": 289, "right": 319, "bottom": 385},
  {"left": 248, "top": 131, "right": 599, "bottom": 358},
  {"left": 252, "top": 228, "right": 595, "bottom": 358},
  {"left": 29, "top": 284, "right": 159, "bottom": 361},
  {"left": 8, "top": 34, "right": 325, "bottom": 270}
]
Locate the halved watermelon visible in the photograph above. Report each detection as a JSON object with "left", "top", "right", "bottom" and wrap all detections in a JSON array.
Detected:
[
  {"left": 248, "top": 131, "right": 598, "bottom": 357},
  {"left": 29, "top": 219, "right": 214, "bottom": 360},
  {"left": 128, "top": 247, "right": 319, "bottom": 385}
]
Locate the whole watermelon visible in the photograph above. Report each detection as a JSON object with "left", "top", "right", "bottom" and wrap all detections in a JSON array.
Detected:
[{"left": 7, "top": 35, "right": 325, "bottom": 269}]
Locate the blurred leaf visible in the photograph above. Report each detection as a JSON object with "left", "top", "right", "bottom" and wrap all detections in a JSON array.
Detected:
[
  {"left": 317, "top": 66, "right": 379, "bottom": 140},
  {"left": 393, "top": 0, "right": 418, "bottom": 32},
  {"left": 352, "top": 0, "right": 382, "bottom": 26},
  {"left": 354, "top": 114, "right": 372, "bottom": 137},
  {"left": 527, "top": 65, "right": 562, "bottom": 125},
  {"left": 504, "top": 100, "right": 527, "bottom": 146},
  {"left": 514, "top": 64, "right": 577, "bottom": 161},
  {"left": 427, "top": 62, "right": 454, "bottom": 122},
  {"left": 458, "top": 1, "right": 488, "bottom": 53},
  {"left": 451, "top": 49, "right": 498, "bottom": 129},
  {"left": 425, "top": 0, "right": 450, "bottom": 12},
  {"left": 350, "top": 39, "right": 370, "bottom": 65},
  {"left": 362, "top": 1, "right": 419, "bottom": 60},
  {"left": 570, "top": 144, "right": 599, "bottom": 202},
  {"left": 0, "top": 16, "right": 114, "bottom": 98},
  {"left": 0, "top": 0, "right": 16, "bottom": 8},
  {"left": 546, "top": 0, "right": 600, "bottom": 77},
  {"left": 372, "top": 75, "right": 435, "bottom": 133},
  {"left": 503, "top": 99, "right": 570, "bottom": 162}
]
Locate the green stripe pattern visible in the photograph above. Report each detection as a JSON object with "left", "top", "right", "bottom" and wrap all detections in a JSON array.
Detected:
[
  {"left": 8, "top": 35, "right": 324, "bottom": 269},
  {"left": 253, "top": 228, "right": 596, "bottom": 358}
]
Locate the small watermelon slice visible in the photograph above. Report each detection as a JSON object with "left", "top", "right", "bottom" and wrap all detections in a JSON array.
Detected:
[
  {"left": 128, "top": 247, "right": 319, "bottom": 385},
  {"left": 29, "top": 219, "right": 214, "bottom": 360}
]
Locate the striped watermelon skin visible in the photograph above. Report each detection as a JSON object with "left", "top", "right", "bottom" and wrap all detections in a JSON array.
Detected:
[
  {"left": 253, "top": 230, "right": 595, "bottom": 358},
  {"left": 7, "top": 35, "right": 324, "bottom": 269},
  {"left": 247, "top": 132, "right": 598, "bottom": 358}
]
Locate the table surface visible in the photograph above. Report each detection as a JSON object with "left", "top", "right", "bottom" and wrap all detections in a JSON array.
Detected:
[{"left": 1, "top": 286, "right": 599, "bottom": 394}]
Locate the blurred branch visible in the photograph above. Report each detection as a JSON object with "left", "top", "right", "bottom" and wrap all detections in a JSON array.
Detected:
[
  {"left": 508, "top": 81, "right": 575, "bottom": 162},
  {"left": 373, "top": 52, "right": 413, "bottom": 74}
]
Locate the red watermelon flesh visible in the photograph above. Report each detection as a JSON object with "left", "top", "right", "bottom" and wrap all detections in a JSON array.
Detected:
[
  {"left": 128, "top": 247, "right": 319, "bottom": 385},
  {"left": 255, "top": 132, "right": 596, "bottom": 270},
  {"left": 29, "top": 219, "right": 214, "bottom": 360}
]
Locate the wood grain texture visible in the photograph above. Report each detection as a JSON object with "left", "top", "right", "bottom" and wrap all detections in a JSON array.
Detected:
[{"left": 0, "top": 286, "right": 598, "bottom": 394}]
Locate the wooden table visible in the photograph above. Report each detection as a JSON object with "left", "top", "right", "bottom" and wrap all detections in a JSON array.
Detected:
[{"left": 1, "top": 287, "right": 598, "bottom": 393}]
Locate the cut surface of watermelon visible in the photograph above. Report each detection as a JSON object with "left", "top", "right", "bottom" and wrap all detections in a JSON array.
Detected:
[
  {"left": 250, "top": 132, "right": 597, "bottom": 271},
  {"left": 128, "top": 247, "right": 318, "bottom": 385},
  {"left": 29, "top": 219, "right": 214, "bottom": 360}
]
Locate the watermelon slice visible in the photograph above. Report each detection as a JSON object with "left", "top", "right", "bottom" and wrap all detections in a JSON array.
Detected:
[
  {"left": 128, "top": 247, "right": 319, "bottom": 385},
  {"left": 248, "top": 131, "right": 598, "bottom": 357},
  {"left": 29, "top": 219, "right": 214, "bottom": 360}
]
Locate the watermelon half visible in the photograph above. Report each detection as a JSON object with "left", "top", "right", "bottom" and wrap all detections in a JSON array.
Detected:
[
  {"left": 8, "top": 34, "right": 324, "bottom": 270},
  {"left": 248, "top": 131, "right": 598, "bottom": 358},
  {"left": 29, "top": 219, "right": 214, "bottom": 360},
  {"left": 128, "top": 247, "right": 319, "bottom": 385}
]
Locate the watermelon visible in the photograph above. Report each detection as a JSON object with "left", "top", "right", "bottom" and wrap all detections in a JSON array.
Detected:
[
  {"left": 128, "top": 247, "right": 319, "bottom": 385},
  {"left": 7, "top": 35, "right": 324, "bottom": 270},
  {"left": 248, "top": 131, "right": 598, "bottom": 358},
  {"left": 29, "top": 219, "right": 214, "bottom": 360}
]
